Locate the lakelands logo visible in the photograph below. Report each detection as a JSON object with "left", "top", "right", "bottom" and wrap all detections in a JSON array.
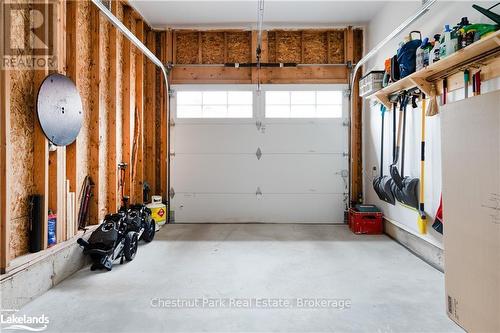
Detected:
[
  {"left": 1, "top": 309, "right": 49, "bottom": 331},
  {"left": 1, "top": 0, "right": 58, "bottom": 70}
]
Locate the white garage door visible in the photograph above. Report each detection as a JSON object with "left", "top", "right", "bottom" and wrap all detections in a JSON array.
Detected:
[{"left": 170, "top": 84, "right": 349, "bottom": 223}]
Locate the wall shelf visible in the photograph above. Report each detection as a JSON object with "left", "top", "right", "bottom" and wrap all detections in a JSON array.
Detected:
[{"left": 367, "top": 30, "right": 500, "bottom": 108}]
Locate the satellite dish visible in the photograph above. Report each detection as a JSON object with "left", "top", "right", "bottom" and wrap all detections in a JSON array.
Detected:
[{"left": 36, "top": 73, "right": 83, "bottom": 146}]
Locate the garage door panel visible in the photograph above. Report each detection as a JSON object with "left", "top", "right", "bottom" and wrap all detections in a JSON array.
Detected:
[
  {"left": 173, "top": 155, "right": 260, "bottom": 193},
  {"left": 259, "top": 194, "right": 346, "bottom": 223},
  {"left": 172, "top": 194, "right": 264, "bottom": 223},
  {"left": 261, "top": 122, "right": 346, "bottom": 153},
  {"left": 174, "top": 124, "right": 259, "bottom": 154},
  {"left": 258, "top": 155, "right": 347, "bottom": 193},
  {"left": 171, "top": 85, "right": 348, "bottom": 224},
  {"left": 172, "top": 194, "right": 345, "bottom": 223}
]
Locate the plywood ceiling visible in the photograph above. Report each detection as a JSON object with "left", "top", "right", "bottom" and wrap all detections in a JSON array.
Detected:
[{"left": 128, "top": 1, "right": 390, "bottom": 29}]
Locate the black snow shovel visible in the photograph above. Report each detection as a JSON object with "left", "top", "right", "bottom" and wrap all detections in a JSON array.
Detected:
[
  {"left": 390, "top": 92, "right": 419, "bottom": 210},
  {"left": 373, "top": 103, "right": 395, "bottom": 205},
  {"left": 387, "top": 93, "right": 406, "bottom": 192}
]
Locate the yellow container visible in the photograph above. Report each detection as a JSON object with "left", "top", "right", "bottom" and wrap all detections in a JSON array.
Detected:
[{"left": 147, "top": 196, "right": 167, "bottom": 230}]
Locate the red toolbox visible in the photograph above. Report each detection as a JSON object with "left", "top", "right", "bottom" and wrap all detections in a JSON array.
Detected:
[{"left": 349, "top": 206, "right": 383, "bottom": 235}]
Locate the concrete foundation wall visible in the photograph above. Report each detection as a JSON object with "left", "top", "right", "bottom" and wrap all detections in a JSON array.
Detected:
[
  {"left": 1, "top": 235, "right": 91, "bottom": 309},
  {"left": 384, "top": 220, "right": 443, "bottom": 272}
]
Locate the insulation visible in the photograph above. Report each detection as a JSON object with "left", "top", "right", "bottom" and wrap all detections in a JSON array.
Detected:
[
  {"left": 175, "top": 31, "right": 199, "bottom": 64},
  {"left": 201, "top": 32, "right": 225, "bottom": 64},
  {"left": 328, "top": 30, "right": 345, "bottom": 64},
  {"left": 275, "top": 31, "right": 301, "bottom": 63},
  {"left": 226, "top": 31, "right": 251, "bottom": 63},
  {"left": 303, "top": 31, "right": 328, "bottom": 64}
]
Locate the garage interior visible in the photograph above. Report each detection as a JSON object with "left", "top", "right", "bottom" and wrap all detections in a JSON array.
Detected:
[{"left": 1, "top": 1, "right": 499, "bottom": 332}]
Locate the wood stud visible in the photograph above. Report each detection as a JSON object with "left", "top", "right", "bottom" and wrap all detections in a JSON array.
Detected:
[
  {"left": 1, "top": 63, "right": 11, "bottom": 272},
  {"left": 122, "top": 7, "right": 133, "bottom": 204},
  {"left": 88, "top": 4, "right": 100, "bottom": 224},
  {"left": 144, "top": 30, "right": 157, "bottom": 196},
  {"left": 132, "top": 20, "right": 145, "bottom": 203}
]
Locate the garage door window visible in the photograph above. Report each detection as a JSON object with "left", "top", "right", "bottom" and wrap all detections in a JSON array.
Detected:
[
  {"left": 177, "top": 91, "right": 253, "bottom": 118},
  {"left": 265, "top": 91, "right": 342, "bottom": 118}
]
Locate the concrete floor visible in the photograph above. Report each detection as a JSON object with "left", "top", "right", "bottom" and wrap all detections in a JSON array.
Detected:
[{"left": 17, "top": 224, "right": 461, "bottom": 333}]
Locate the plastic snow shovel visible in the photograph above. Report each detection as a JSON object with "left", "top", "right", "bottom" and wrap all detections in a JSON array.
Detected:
[
  {"left": 389, "top": 92, "right": 408, "bottom": 190},
  {"left": 390, "top": 92, "right": 419, "bottom": 210},
  {"left": 373, "top": 104, "right": 395, "bottom": 204}
]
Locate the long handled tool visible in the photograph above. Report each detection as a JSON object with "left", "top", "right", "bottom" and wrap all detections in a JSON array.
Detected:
[
  {"left": 373, "top": 104, "right": 396, "bottom": 204},
  {"left": 389, "top": 92, "right": 409, "bottom": 189},
  {"left": 118, "top": 162, "right": 129, "bottom": 210},
  {"left": 78, "top": 176, "right": 94, "bottom": 230},
  {"left": 426, "top": 83, "right": 439, "bottom": 117},
  {"left": 391, "top": 92, "right": 419, "bottom": 210},
  {"left": 417, "top": 94, "right": 427, "bottom": 234},
  {"left": 385, "top": 94, "right": 406, "bottom": 201}
]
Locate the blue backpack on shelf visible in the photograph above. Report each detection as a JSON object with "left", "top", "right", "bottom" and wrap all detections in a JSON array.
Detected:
[{"left": 397, "top": 31, "right": 422, "bottom": 78}]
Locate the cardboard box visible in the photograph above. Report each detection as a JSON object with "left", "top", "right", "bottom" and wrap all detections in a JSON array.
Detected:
[{"left": 440, "top": 91, "right": 500, "bottom": 332}]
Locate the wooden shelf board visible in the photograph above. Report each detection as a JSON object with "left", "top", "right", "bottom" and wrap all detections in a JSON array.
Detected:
[{"left": 367, "top": 30, "right": 500, "bottom": 107}]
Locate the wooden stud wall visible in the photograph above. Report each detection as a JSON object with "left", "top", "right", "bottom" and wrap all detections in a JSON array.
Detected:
[
  {"left": 89, "top": 4, "right": 101, "bottom": 224},
  {"left": 65, "top": 0, "right": 78, "bottom": 195},
  {"left": 54, "top": 0, "right": 67, "bottom": 241},
  {"left": 121, "top": 7, "right": 132, "bottom": 205},
  {"left": 348, "top": 27, "right": 364, "bottom": 203},
  {"left": 1, "top": 50, "right": 11, "bottom": 273},
  {"left": 201, "top": 32, "right": 225, "bottom": 64},
  {"left": 106, "top": 0, "right": 120, "bottom": 213},
  {"left": 172, "top": 29, "right": 351, "bottom": 66},
  {"left": 144, "top": 30, "right": 156, "bottom": 196},
  {"left": 7, "top": 1, "right": 39, "bottom": 257},
  {"left": 158, "top": 31, "right": 170, "bottom": 200},
  {"left": 154, "top": 33, "right": 163, "bottom": 194},
  {"left": 132, "top": 20, "right": 145, "bottom": 203},
  {"left": 169, "top": 28, "right": 361, "bottom": 84},
  {"left": 1, "top": 0, "right": 166, "bottom": 272}
]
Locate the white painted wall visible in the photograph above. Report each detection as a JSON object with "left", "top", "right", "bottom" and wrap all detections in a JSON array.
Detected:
[{"left": 363, "top": 1, "right": 499, "bottom": 248}]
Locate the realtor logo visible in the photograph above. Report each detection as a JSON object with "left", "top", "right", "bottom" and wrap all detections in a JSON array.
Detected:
[
  {"left": 1, "top": 309, "right": 49, "bottom": 331},
  {"left": 1, "top": 0, "right": 57, "bottom": 70}
]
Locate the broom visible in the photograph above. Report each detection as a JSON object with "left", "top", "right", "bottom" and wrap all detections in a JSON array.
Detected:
[{"left": 426, "top": 83, "right": 439, "bottom": 117}]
